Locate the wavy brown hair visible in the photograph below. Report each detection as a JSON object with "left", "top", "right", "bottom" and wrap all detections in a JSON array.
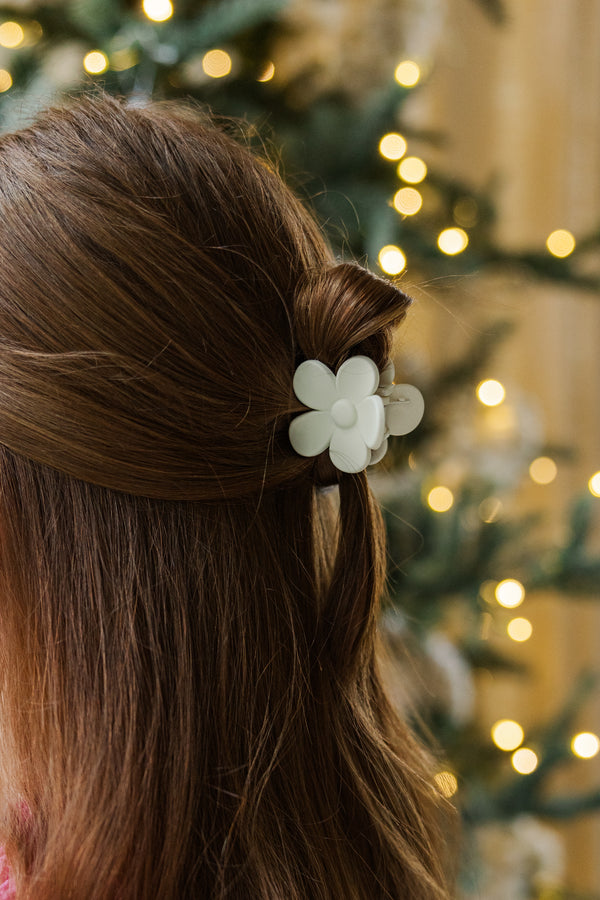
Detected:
[{"left": 0, "top": 94, "right": 452, "bottom": 898}]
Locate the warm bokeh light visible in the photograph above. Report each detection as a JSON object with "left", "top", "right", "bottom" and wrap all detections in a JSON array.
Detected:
[
  {"left": 202, "top": 49, "right": 232, "bottom": 78},
  {"left": 453, "top": 196, "right": 478, "bottom": 227},
  {"left": 507, "top": 617, "right": 533, "bottom": 642},
  {"left": 479, "top": 497, "right": 503, "bottom": 523},
  {"left": 394, "top": 60, "right": 421, "bottom": 87},
  {"left": 437, "top": 227, "right": 469, "bottom": 255},
  {"left": 495, "top": 579, "right": 525, "bottom": 609},
  {"left": 512, "top": 748, "right": 538, "bottom": 774},
  {"left": 83, "top": 51, "right": 109, "bottom": 74},
  {"left": 434, "top": 771, "right": 458, "bottom": 798},
  {"left": 529, "top": 456, "right": 558, "bottom": 485},
  {"left": 491, "top": 719, "right": 524, "bottom": 751},
  {"left": 589, "top": 471, "right": 600, "bottom": 497},
  {"left": 378, "top": 245, "right": 406, "bottom": 275},
  {"left": 427, "top": 486, "right": 454, "bottom": 513},
  {"left": 571, "top": 732, "right": 600, "bottom": 759},
  {"left": 397, "top": 156, "right": 427, "bottom": 184},
  {"left": 393, "top": 187, "right": 422, "bottom": 215},
  {"left": 379, "top": 132, "right": 407, "bottom": 161},
  {"left": 476, "top": 379, "right": 506, "bottom": 407},
  {"left": 110, "top": 48, "right": 139, "bottom": 71},
  {"left": 0, "top": 69, "right": 12, "bottom": 92},
  {"left": 142, "top": 0, "right": 174, "bottom": 22},
  {"left": 25, "top": 20, "right": 43, "bottom": 44},
  {"left": 257, "top": 61, "right": 275, "bottom": 82},
  {"left": 0, "top": 21, "right": 24, "bottom": 48},
  {"left": 546, "top": 228, "right": 575, "bottom": 258}
]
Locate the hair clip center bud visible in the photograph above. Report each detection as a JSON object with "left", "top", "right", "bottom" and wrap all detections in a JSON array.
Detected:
[{"left": 331, "top": 398, "right": 357, "bottom": 429}]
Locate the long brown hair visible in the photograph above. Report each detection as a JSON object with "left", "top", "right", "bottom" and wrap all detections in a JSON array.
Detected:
[{"left": 0, "top": 94, "right": 452, "bottom": 898}]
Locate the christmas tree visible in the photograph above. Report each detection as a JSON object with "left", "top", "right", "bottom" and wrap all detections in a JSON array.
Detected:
[{"left": 0, "top": 1, "right": 598, "bottom": 895}]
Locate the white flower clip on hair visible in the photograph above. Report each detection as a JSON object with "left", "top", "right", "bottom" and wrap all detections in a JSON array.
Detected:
[{"left": 288, "top": 355, "right": 424, "bottom": 474}]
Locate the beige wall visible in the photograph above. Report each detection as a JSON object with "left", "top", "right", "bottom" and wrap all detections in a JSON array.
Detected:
[{"left": 403, "top": 0, "right": 600, "bottom": 891}]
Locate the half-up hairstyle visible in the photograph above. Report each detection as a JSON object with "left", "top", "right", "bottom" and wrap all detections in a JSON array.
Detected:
[{"left": 0, "top": 94, "right": 451, "bottom": 898}]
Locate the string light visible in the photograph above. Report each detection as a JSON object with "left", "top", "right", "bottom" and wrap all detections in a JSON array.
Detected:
[
  {"left": 529, "top": 456, "right": 557, "bottom": 485},
  {"left": 202, "top": 49, "right": 232, "bottom": 78},
  {"left": 0, "top": 21, "right": 24, "bottom": 48},
  {"left": 589, "top": 471, "right": 600, "bottom": 497},
  {"left": 427, "top": 486, "right": 454, "bottom": 513},
  {"left": 142, "top": 0, "right": 174, "bottom": 22},
  {"left": 571, "top": 732, "right": 600, "bottom": 759},
  {"left": 83, "top": 51, "right": 108, "bottom": 74},
  {"left": 394, "top": 60, "right": 421, "bottom": 87},
  {"left": 393, "top": 187, "right": 422, "bottom": 215},
  {"left": 491, "top": 719, "right": 524, "bottom": 751},
  {"left": 397, "top": 156, "right": 427, "bottom": 184},
  {"left": 507, "top": 617, "right": 533, "bottom": 642},
  {"left": 379, "top": 133, "right": 407, "bottom": 161},
  {"left": 512, "top": 747, "right": 538, "bottom": 774},
  {"left": 378, "top": 245, "right": 406, "bottom": 275},
  {"left": 476, "top": 379, "right": 505, "bottom": 407},
  {"left": 434, "top": 771, "right": 458, "bottom": 798},
  {"left": 495, "top": 579, "right": 525, "bottom": 609},
  {"left": 546, "top": 229, "right": 575, "bottom": 258},
  {"left": 257, "top": 61, "right": 275, "bottom": 82},
  {"left": 0, "top": 69, "right": 12, "bottom": 92},
  {"left": 438, "top": 227, "right": 468, "bottom": 255}
]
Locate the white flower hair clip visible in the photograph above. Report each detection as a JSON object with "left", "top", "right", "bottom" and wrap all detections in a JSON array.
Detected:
[{"left": 288, "top": 355, "right": 424, "bottom": 474}]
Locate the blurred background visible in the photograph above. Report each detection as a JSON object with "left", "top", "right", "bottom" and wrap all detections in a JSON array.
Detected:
[{"left": 0, "top": 0, "right": 598, "bottom": 896}]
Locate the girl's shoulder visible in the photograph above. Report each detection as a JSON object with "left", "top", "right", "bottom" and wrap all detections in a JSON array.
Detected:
[{"left": 0, "top": 848, "right": 15, "bottom": 899}]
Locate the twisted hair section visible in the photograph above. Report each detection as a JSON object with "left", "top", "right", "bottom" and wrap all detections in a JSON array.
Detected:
[{"left": 0, "top": 94, "right": 452, "bottom": 898}]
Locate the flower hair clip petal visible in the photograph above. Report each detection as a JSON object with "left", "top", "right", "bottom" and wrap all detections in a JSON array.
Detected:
[
  {"left": 370, "top": 362, "right": 425, "bottom": 465},
  {"left": 288, "top": 355, "right": 424, "bottom": 474}
]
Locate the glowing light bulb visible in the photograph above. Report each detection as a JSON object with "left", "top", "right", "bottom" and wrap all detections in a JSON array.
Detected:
[
  {"left": 393, "top": 187, "right": 422, "bottom": 215},
  {"left": 379, "top": 133, "right": 407, "bottom": 161},
  {"left": 589, "top": 471, "right": 600, "bottom": 497},
  {"left": 0, "top": 69, "right": 12, "bottom": 92},
  {"left": 397, "top": 156, "right": 427, "bottom": 184},
  {"left": 512, "top": 748, "right": 538, "bottom": 774},
  {"left": 438, "top": 227, "right": 469, "bottom": 255},
  {"left": 202, "top": 49, "right": 232, "bottom": 78},
  {"left": 257, "top": 61, "right": 275, "bottom": 82},
  {"left": 434, "top": 771, "right": 458, "bottom": 798},
  {"left": 476, "top": 379, "right": 506, "bottom": 407},
  {"left": 394, "top": 60, "right": 421, "bottom": 87},
  {"left": 507, "top": 617, "right": 533, "bottom": 642},
  {"left": 492, "top": 719, "right": 524, "bottom": 751},
  {"left": 378, "top": 245, "right": 406, "bottom": 275},
  {"left": 529, "top": 456, "right": 557, "bottom": 485},
  {"left": 142, "top": 0, "right": 174, "bottom": 22},
  {"left": 83, "top": 51, "right": 108, "bottom": 74},
  {"left": 0, "top": 21, "right": 24, "bottom": 48},
  {"left": 546, "top": 229, "right": 575, "bottom": 258},
  {"left": 571, "top": 732, "right": 600, "bottom": 759},
  {"left": 427, "top": 486, "right": 454, "bottom": 513},
  {"left": 495, "top": 579, "right": 525, "bottom": 609}
]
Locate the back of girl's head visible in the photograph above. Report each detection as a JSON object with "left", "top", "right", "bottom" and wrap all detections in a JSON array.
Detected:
[{"left": 0, "top": 94, "right": 451, "bottom": 898}]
